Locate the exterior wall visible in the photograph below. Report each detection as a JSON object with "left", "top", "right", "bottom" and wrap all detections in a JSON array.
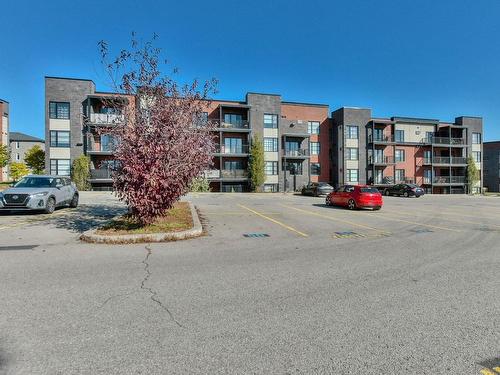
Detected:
[
  {"left": 10, "top": 140, "right": 45, "bottom": 164},
  {"left": 0, "top": 101, "right": 9, "bottom": 181},
  {"left": 484, "top": 142, "right": 500, "bottom": 192},
  {"left": 456, "top": 116, "right": 483, "bottom": 192}
]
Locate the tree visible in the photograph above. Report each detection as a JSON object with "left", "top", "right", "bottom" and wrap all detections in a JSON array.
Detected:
[
  {"left": 72, "top": 155, "right": 91, "bottom": 191},
  {"left": 24, "top": 145, "right": 45, "bottom": 174},
  {"left": 467, "top": 155, "right": 480, "bottom": 194},
  {"left": 0, "top": 144, "right": 9, "bottom": 169},
  {"left": 10, "top": 162, "right": 29, "bottom": 182},
  {"left": 189, "top": 176, "right": 211, "bottom": 192},
  {"left": 99, "top": 34, "right": 217, "bottom": 225},
  {"left": 249, "top": 136, "right": 265, "bottom": 192}
]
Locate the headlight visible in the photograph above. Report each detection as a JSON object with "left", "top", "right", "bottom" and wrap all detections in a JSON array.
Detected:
[{"left": 30, "top": 192, "right": 49, "bottom": 198}]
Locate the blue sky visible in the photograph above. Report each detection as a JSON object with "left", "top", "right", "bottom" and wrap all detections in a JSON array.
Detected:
[{"left": 0, "top": 0, "right": 499, "bottom": 140}]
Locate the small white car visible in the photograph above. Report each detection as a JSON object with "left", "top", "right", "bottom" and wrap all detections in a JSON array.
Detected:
[{"left": 0, "top": 175, "right": 79, "bottom": 214}]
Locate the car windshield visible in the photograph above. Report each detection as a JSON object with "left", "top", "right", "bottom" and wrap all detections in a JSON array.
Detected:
[
  {"left": 14, "top": 177, "right": 55, "bottom": 188},
  {"left": 360, "top": 187, "right": 379, "bottom": 193}
]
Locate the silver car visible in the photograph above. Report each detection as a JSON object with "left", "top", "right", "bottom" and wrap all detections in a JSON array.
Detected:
[{"left": 0, "top": 175, "right": 79, "bottom": 214}]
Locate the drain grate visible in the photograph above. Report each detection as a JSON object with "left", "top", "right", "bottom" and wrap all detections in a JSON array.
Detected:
[
  {"left": 0, "top": 245, "right": 38, "bottom": 251},
  {"left": 411, "top": 228, "right": 434, "bottom": 234},
  {"left": 243, "top": 233, "right": 270, "bottom": 238}
]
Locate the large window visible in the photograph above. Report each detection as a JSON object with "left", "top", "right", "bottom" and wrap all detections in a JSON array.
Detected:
[
  {"left": 283, "top": 161, "right": 303, "bottom": 175},
  {"left": 346, "top": 169, "right": 358, "bottom": 182},
  {"left": 50, "top": 159, "right": 71, "bottom": 176},
  {"left": 264, "top": 137, "right": 278, "bottom": 152},
  {"left": 224, "top": 138, "right": 243, "bottom": 154},
  {"left": 395, "top": 149, "right": 405, "bottom": 162},
  {"left": 395, "top": 130, "right": 405, "bottom": 143},
  {"left": 264, "top": 114, "right": 278, "bottom": 129},
  {"left": 50, "top": 131, "right": 70, "bottom": 148},
  {"left": 224, "top": 160, "right": 243, "bottom": 170},
  {"left": 473, "top": 151, "right": 481, "bottom": 163},
  {"left": 49, "top": 102, "right": 70, "bottom": 119},
  {"left": 224, "top": 113, "right": 243, "bottom": 126},
  {"left": 308, "top": 121, "right": 320, "bottom": 134},
  {"left": 346, "top": 126, "right": 358, "bottom": 139},
  {"left": 310, "top": 142, "right": 320, "bottom": 155},
  {"left": 472, "top": 132, "right": 482, "bottom": 144},
  {"left": 346, "top": 147, "right": 358, "bottom": 160},
  {"left": 395, "top": 169, "right": 405, "bottom": 182},
  {"left": 264, "top": 161, "right": 278, "bottom": 175},
  {"left": 311, "top": 163, "right": 320, "bottom": 175}
]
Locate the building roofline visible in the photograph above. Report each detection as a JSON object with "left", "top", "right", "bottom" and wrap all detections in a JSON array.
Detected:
[
  {"left": 246, "top": 92, "right": 282, "bottom": 97},
  {"left": 0, "top": 98, "right": 9, "bottom": 103},
  {"left": 455, "top": 115, "right": 483, "bottom": 119},
  {"left": 392, "top": 116, "right": 440, "bottom": 124},
  {"left": 281, "top": 101, "right": 329, "bottom": 108},
  {"left": 484, "top": 141, "right": 500, "bottom": 144},
  {"left": 45, "top": 76, "right": 94, "bottom": 83}
]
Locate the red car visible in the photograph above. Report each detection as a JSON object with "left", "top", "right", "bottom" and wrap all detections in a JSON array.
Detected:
[{"left": 325, "top": 185, "right": 383, "bottom": 210}]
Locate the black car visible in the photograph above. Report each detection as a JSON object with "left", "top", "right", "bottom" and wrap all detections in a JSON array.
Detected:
[
  {"left": 301, "top": 182, "right": 334, "bottom": 197},
  {"left": 384, "top": 184, "right": 425, "bottom": 198}
]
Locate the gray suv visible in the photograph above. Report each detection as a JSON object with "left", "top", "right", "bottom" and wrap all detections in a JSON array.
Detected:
[{"left": 0, "top": 175, "right": 79, "bottom": 214}]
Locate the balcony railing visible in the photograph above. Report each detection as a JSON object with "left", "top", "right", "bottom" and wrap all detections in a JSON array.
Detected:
[
  {"left": 216, "top": 120, "right": 250, "bottom": 129},
  {"left": 90, "top": 169, "right": 113, "bottom": 180},
  {"left": 374, "top": 176, "right": 394, "bottom": 185},
  {"left": 220, "top": 169, "right": 248, "bottom": 178},
  {"left": 215, "top": 144, "right": 250, "bottom": 154},
  {"left": 87, "top": 139, "right": 116, "bottom": 153},
  {"left": 283, "top": 149, "right": 309, "bottom": 157},
  {"left": 433, "top": 176, "right": 466, "bottom": 184},
  {"left": 431, "top": 137, "right": 466, "bottom": 146},
  {"left": 368, "top": 135, "right": 394, "bottom": 143},
  {"left": 203, "top": 169, "right": 220, "bottom": 179},
  {"left": 368, "top": 155, "right": 395, "bottom": 164},
  {"left": 432, "top": 156, "right": 468, "bottom": 165},
  {"left": 88, "top": 113, "right": 124, "bottom": 125}
]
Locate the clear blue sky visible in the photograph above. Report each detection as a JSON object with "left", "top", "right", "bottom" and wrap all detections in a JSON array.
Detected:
[{"left": 1, "top": 0, "right": 499, "bottom": 140}]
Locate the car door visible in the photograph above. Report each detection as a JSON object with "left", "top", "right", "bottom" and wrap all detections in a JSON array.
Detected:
[
  {"left": 51, "top": 178, "right": 66, "bottom": 205},
  {"left": 63, "top": 178, "right": 73, "bottom": 203},
  {"left": 343, "top": 185, "right": 355, "bottom": 205},
  {"left": 332, "top": 186, "right": 343, "bottom": 205}
]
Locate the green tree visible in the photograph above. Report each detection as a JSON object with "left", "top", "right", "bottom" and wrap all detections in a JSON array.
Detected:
[
  {"left": 189, "top": 176, "right": 211, "bottom": 192},
  {"left": 467, "top": 154, "right": 480, "bottom": 194},
  {"left": 0, "top": 144, "right": 9, "bottom": 169},
  {"left": 24, "top": 145, "right": 45, "bottom": 174},
  {"left": 10, "top": 162, "right": 29, "bottom": 182},
  {"left": 72, "top": 155, "right": 91, "bottom": 191},
  {"left": 249, "top": 136, "right": 265, "bottom": 192}
]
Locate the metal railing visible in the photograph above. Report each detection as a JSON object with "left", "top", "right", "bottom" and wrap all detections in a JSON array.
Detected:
[
  {"left": 215, "top": 144, "right": 250, "bottom": 154},
  {"left": 431, "top": 156, "right": 468, "bottom": 165},
  {"left": 87, "top": 138, "right": 117, "bottom": 152},
  {"left": 283, "top": 149, "right": 309, "bottom": 157},
  {"left": 374, "top": 176, "right": 394, "bottom": 185},
  {"left": 431, "top": 137, "right": 466, "bottom": 145},
  {"left": 368, "top": 134, "right": 394, "bottom": 143},
  {"left": 90, "top": 169, "right": 113, "bottom": 180},
  {"left": 220, "top": 169, "right": 248, "bottom": 178},
  {"left": 433, "top": 176, "right": 466, "bottom": 184},
  {"left": 89, "top": 113, "right": 124, "bottom": 125},
  {"left": 216, "top": 120, "right": 250, "bottom": 129},
  {"left": 368, "top": 155, "right": 395, "bottom": 164}
]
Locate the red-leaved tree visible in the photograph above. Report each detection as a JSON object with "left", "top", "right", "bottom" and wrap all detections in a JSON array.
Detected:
[{"left": 99, "top": 34, "right": 217, "bottom": 224}]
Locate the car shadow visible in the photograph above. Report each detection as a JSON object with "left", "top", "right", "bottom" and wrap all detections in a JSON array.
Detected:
[{"left": 312, "top": 203, "right": 347, "bottom": 210}]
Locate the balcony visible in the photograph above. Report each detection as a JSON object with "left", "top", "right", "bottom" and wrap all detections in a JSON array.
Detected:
[
  {"left": 431, "top": 137, "right": 466, "bottom": 146},
  {"left": 88, "top": 113, "right": 124, "bottom": 125},
  {"left": 282, "top": 149, "right": 309, "bottom": 158},
  {"left": 368, "top": 155, "right": 395, "bottom": 165},
  {"left": 433, "top": 176, "right": 466, "bottom": 185},
  {"left": 214, "top": 144, "right": 250, "bottom": 155},
  {"left": 90, "top": 169, "right": 113, "bottom": 181},
  {"left": 86, "top": 137, "right": 116, "bottom": 155},
  {"left": 220, "top": 169, "right": 248, "bottom": 179},
  {"left": 215, "top": 120, "right": 250, "bottom": 131},
  {"left": 368, "top": 135, "right": 395, "bottom": 144},
  {"left": 432, "top": 156, "right": 468, "bottom": 165}
]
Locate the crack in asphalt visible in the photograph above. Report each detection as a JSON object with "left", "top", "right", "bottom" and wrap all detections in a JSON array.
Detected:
[
  {"left": 140, "top": 245, "right": 185, "bottom": 328},
  {"left": 98, "top": 290, "right": 141, "bottom": 310}
]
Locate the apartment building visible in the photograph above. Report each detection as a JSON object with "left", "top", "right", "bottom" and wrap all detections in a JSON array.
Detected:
[
  {"left": 331, "top": 107, "right": 483, "bottom": 194},
  {"left": 9, "top": 132, "right": 45, "bottom": 164},
  {"left": 0, "top": 99, "right": 9, "bottom": 182},
  {"left": 484, "top": 141, "right": 500, "bottom": 192}
]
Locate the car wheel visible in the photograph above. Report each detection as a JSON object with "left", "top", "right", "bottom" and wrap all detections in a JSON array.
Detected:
[
  {"left": 404, "top": 192, "right": 409, "bottom": 198},
  {"left": 373, "top": 206, "right": 381, "bottom": 211},
  {"left": 347, "top": 199, "right": 356, "bottom": 210},
  {"left": 44, "top": 197, "right": 56, "bottom": 214},
  {"left": 69, "top": 194, "right": 79, "bottom": 208}
]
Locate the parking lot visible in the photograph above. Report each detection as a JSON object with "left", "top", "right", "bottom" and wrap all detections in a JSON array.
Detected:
[{"left": 1, "top": 192, "right": 500, "bottom": 374}]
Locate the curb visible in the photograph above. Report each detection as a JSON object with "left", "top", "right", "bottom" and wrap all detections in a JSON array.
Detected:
[{"left": 80, "top": 202, "right": 203, "bottom": 244}]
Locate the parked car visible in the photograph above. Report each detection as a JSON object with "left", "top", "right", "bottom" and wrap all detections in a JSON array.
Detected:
[
  {"left": 0, "top": 175, "right": 79, "bottom": 214},
  {"left": 326, "top": 185, "right": 383, "bottom": 210},
  {"left": 384, "top": 183, "right": 425, "bottom": 198},
  {"left": 301, "top": 182, "right": 334, "bottom": 196}
]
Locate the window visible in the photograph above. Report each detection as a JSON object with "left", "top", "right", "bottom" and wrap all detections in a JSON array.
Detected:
[
  {"left": 346, "top": 126, "right": 358, "bottom": 139},
  {"left": 426, "top": 131, "right": 434, "bottom": 142},
  {"left": 283, "top": 161, "right": 303, "bottom": 175},
  {"left": 308, "top": 121, "right": 320, "bottom": 134},
  {"left": 224, "top": 113, "right": 243, "bottom": 126},
  {"left": 395, "top": 130, "right": 405, "bottom": 143},
  {"left": 395, "top": 169, "right": 405, "bottom": 182},
  {"left": 395, "top": 149, "right": 405, "bottom": 162},
  {"left": 264, "top": 137, "right": 278, "bottom": 152},
  {"left": 224, "top": 138, "right": 243, "bottom": 154},
  {"left": 15, "top": 142, "right": 20, "bottom": 149},
  {"left": 346, "top": 169, "right": 358, "bottom": 182},
  {"left": 310, "top": 142, "right": 320, "bottom": 155},
  {"left": 311, "top": 163, "right": 320, "bottom": 175},
  {"left": 264, "top": 114, "right": 278, "bottom": 129},
  {"left": 263, "top": 184, "right": 278, "bottom": 192},
  {"left": 473, "top": 151, "right": 481, "bottom": 163},
  {"left": 346, "top": 147, "right": 358, "bottom": 160},
  {"left": 224, "top": 160, "right": 243, "bottom": 170},
  {"left": 16, "top": 153, "right": 20, "bottom": 161},
  {"left": 50, "top": 159, "right": 71, "bottom": 176},
  {"left": 50, "top": 131, "right": 70, "bottom": 148},
  {"left": 49, "top": 102, "right": 70, "bottom": 119},
  {"left": 264, "top": 161, "right": 278, "bottom": 175},
  {"left": 472, "top": 132, "right": 481, "bottom": 144}
]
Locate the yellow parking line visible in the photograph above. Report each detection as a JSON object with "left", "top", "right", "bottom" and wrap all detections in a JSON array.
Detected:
[
  {"left": 383, "top": 209, "right": 500, "bottom": 229},
  {"left": 493, "top": 367, "right": 500, "bottom": 373},
  {"left": 480, "top": 369, "right": 496, "bottom": 375},
  {"left": 281, "top": 204, "right": 386, "bottom": 234},
  {"left": 237, "top": 204, "right": 308, "bottom": 238},
  {"left": 376, "top": 212, "right": 461, "bottom": 232}
]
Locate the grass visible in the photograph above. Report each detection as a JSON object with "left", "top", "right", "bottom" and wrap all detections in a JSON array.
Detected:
[{"left": 96, "top": 202, "right": 193, "bottom": 235}]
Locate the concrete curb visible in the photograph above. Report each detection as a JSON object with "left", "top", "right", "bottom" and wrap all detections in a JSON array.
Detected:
[{"left": 80, "top": 202, "right": 203, "bottom": 244}]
